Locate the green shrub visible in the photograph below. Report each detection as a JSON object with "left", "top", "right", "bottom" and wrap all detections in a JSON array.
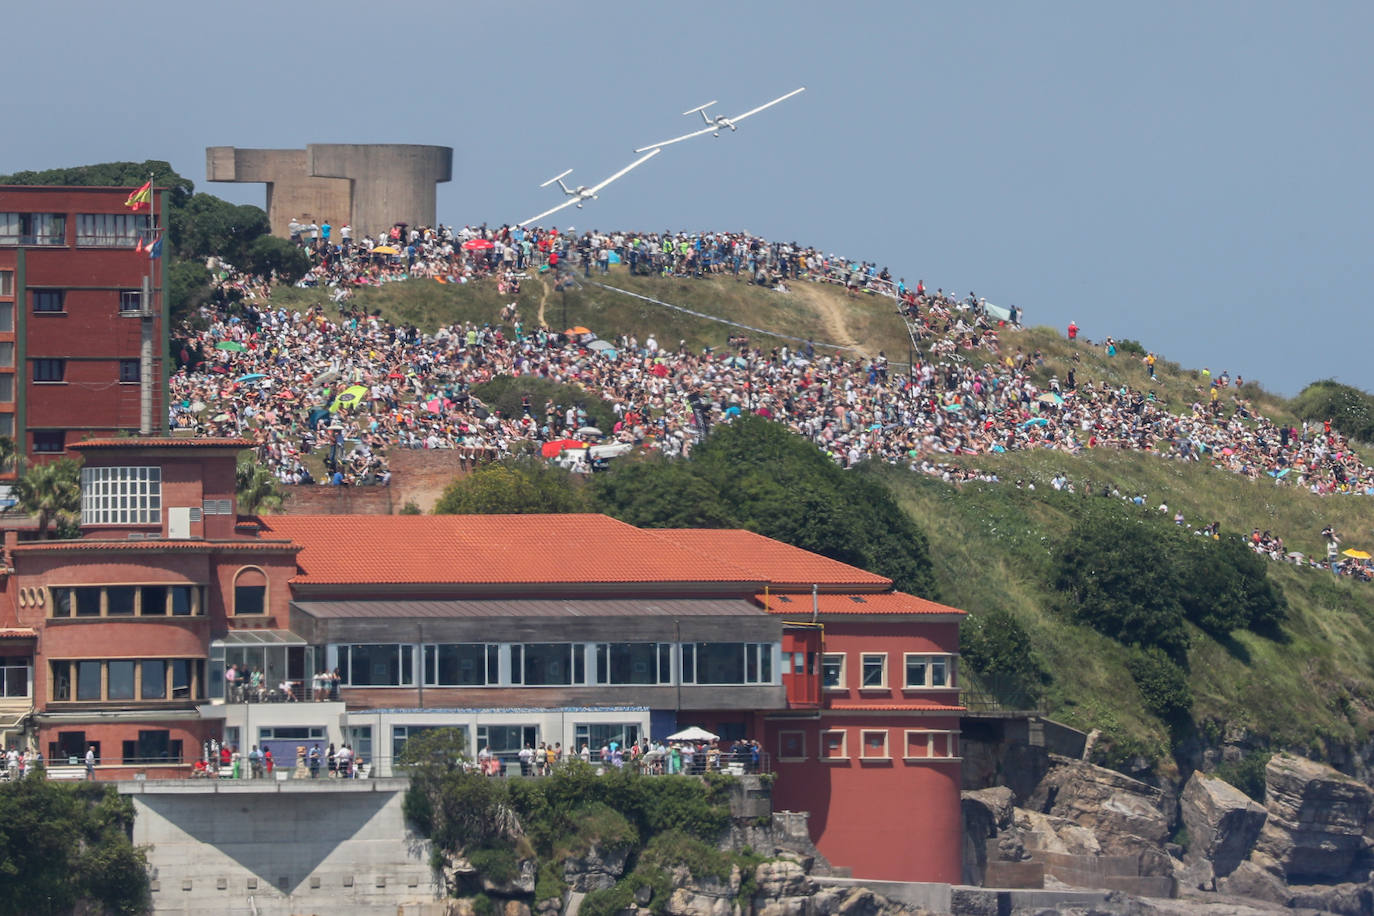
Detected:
[
  {"left": 467, "top": 846, "right": 518, "bottom": 885},
  {"left": 1292, "top": 380, "right": 1374, "bottom": 443},
  {"left": 1126, "top": 647, "right": 1193, "bottom": 725},
  {"left": 961, "top": 608, "right": 1049, "bottom": 705},
  {"left": 1115, "top": 339, "right": 1147, "bottom": 357},
  {"left": 1213, "top": 752, "right": 1272, "bottom": 802}
]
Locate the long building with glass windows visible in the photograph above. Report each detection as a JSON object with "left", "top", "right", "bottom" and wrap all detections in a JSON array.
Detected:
[{"left": 0, "top": 436, "right": 966, "bottom": 884}]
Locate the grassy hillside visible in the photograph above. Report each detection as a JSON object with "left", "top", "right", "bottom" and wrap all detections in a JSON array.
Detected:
[{"left": 267, "top": 268, "right": 1374, "bottom": 770}]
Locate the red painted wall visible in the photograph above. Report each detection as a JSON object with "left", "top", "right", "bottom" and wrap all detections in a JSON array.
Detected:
[{"left": 766, "top": 714, "right": 963, "bottom": 883}]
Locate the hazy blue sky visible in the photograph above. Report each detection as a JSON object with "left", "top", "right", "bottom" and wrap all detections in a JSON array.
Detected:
[{"left": 8, "top": 1, "right": 1372, "bottom": 396}]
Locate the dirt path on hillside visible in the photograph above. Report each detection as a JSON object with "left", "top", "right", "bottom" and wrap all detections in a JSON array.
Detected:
[
  {"left": 788, "top": 283, "right": 867, "bottom": 356},
  {"left": 533, "top": 276, "right": 550, "bottom": 328}
]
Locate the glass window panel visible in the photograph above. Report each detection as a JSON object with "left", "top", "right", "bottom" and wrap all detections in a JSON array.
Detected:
[
  {"left": 171, "top": 660, "right": 192, "bottom": 699},
  {"left": 605, "top": 643, "right": 659, "bottom": 685},
  {"left": 74, "top": 587, "right": 102, "bottom": 617},
  {"left": 906, "top": 657, "right": 927, "bottom": 688},
  {"left": 108, "top": 661, "right": 135, "bottom": 700},
  {"left": 931, "top": 659, "right": 947, "bottom": 687},
  {"left": 0, "top": 302, "right": 12, "bottom": 332},
  {"left": 141, "top": 660, "right": 166, "bottom": 699},
  {"left": 107, "top": 586, "right": 136, "bottom": 616},
  {"left": 822, "top": 654, "right": 844, "bottom": 688},
  {"left": 691, "top": 643, "right": 745, "bottom": 685},
  {"left": 862, "top": 655, "right": 886, "bottom": 687},
  {"left": 234, "top": 585, "right": 265, "bottom": 615},
  {"left": 0, "top": 270, "right": 12, "bottom": 296},
  {"left": 429, "top": 644, "right": 489, "bottom": 686},
  {"left": 520, "top": 643, "right": 572, "bottom": 685},
  {"left": 347, "top": 645, "right": 404, "bottom": 686}
]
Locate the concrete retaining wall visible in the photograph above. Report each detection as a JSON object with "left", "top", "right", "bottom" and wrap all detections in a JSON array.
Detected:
[{"left": 121, "top": 778, "right": 436, "bottom": 915}]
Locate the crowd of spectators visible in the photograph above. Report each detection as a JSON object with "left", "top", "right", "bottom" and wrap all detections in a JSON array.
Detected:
[{"left": 171, "top": 223, "right": 1374, "bottom": 577}]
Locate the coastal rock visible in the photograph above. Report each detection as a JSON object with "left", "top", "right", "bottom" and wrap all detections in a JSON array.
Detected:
[
  {"left": 754, "top": 860, "right": 810, "bottom": 899},
  {"left": 1215, "top": 860, "right": 1291, "bottom": 907},
  {"left": 1179, "top": 771, "right": 1267, "bottom": 878},
  {"left": 482, "top": 857, "right": 538, "bottom": 896},
  {"left": 1028, "top": 755, "right": 1171, "bottom": 855},
  {"left": 1286, "top": 881, "right": 1374, "bottom": 916},
  {"left": 1252, "top": 754, "right": 1373, "bottom": 880},
  {"left": 503, "top": 901, "right": 533, "bottom": 916},
  {"left": 563, "top": 844, "right": 630, "bottom": 892},
  {"left": 1014, "top": 808, "right": 1102, "bottom": 857}
]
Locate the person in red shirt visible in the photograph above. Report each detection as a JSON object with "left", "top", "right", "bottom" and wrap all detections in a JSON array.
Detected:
[{"left": 1067, "top": 321, "right": 1079, "bottom": 340}]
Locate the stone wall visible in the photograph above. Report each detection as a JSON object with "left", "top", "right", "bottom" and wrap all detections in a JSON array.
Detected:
[
  {"left": 122, "top": 778, "right": 436, "bottom": 916},
  {"left": 275, "top": 449, "right": 489, "bottom": 516}
]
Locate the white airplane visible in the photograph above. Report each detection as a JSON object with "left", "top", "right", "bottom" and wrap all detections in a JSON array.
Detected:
[
  {"left": 518, "top": 148, "right": 662, "bottom": 227},
  {"left": 634, "top": 87, "right": 805, "bottom": 153}
]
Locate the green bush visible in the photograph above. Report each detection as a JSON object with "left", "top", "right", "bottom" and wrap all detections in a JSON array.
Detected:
[
  {"left": 1213, "top": 752, "right": 1272, "bottom": 802},
  {"left": 1126, "top": 647, "right": 1193, "bottom": 725},
  {"left": 1115, "top": 339, "right": 1147, "bottom": 357},
  {"left": 467, "top": 846, "right": 518, "bottom": 885},
  {"left": 961, "top": 608, "right": 1049, "bottom": 705},
  {"left": 471, "top": 376, "right": 618, "bottom": 432},
  {"left": 1292, "top": 380, "right": 1374, "bottom": 443},
  {"left": 1176, "top": 534, "right": 1288, "bottom": 636}
]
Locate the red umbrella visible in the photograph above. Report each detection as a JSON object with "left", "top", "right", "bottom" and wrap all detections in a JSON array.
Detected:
[{"left": 462, "top": 239, "right": 494, "bottom": 251}]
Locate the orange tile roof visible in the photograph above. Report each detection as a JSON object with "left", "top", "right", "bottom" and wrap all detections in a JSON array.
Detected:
[
  {"left": 650, "top": 529, "right": 891, "bottom": 589},
  {"left": 71, "top": 437, "right": 252, "bottom": 450},
  {"left": 13, "top": 539, "right": 296, "bottom": 554},
  {"left": 0, "top": 628, "right": 37, "bottom": 639},
  {"left": 824, "top": 702, "right": 966, "bottom": 712},
  {"left": 754, "top": 592, "right": 966, "bottom": 617},
  {"left": 258, "top": 515, "right": 759, "bottom": 586}
]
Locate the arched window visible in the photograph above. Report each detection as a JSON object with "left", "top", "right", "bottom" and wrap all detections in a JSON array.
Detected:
[{"left": 233, "top": 567, "right": 267, "bottom": 616}]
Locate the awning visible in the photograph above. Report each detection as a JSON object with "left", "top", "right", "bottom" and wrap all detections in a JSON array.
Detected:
[
  {"left": 212, "top": 629, "right": 307, "bottom": 647},
  {"left": 0, "top": 711, "right": 28, "bottom": 731},
  {"left": 0, "top": 628, "right": 37, "bottom": 640}
]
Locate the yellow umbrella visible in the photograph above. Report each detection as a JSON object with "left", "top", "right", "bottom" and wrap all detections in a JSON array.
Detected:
[
  {"left": 329, "top": 385, "right": 369, "bottom": 412},
  {"left": 1341, "top": 549, "right": 1371, "bottom": 560},
  {"left": 372, "top": 245, "right": 400, "bottom": 255}
]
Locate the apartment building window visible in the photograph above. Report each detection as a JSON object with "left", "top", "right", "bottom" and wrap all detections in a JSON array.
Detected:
[
  {"left": 0, "top": 414, "right": 11, "bottom": 437},
  {"left": 119, "top": 359, "right": 140, "bottom": 383},
  {"left": 574, "top": 723, "right": 640, "bottom": 753},
  {"left": 392, "top": 724, "right": 459, "bottom": 762},
  {"left": 119, "top": 290, "right": 143, "bottom": 313},
  {"left": 335, "top": 644, "right": 415, "bottom": 687},
  {"left": 18, "top": 213, "right": 66, "bottom": 246},
  {"left": 0, "top": 342, "right": 13, "bottom": 368},
  {"left": 594, "top": 642, "right": 673, "bottom": 685},
  {"left": 861, "top": 653, "right": 887, "bottom": 688},
  {"left": 0, "top": 215, "right": 15, "bottom": 246},
  {"left": 476, "top": 725, "right": 537, "bottom": 761},
  {"left": 32, "top": 430, "right": 65, "bottom": 453},
  {"left": 0, "top": 656, "right": 30, "bottom": 698},
  {"left": 423, "top": 643, "right": 499, "bottom": 686},
  {"left": 80, "top": 466, "right": 161, "bottom": 524},
  {"left": 51, "top": 584, "right": 201, "bottom": 618},
  {"left": 510, "top": 643, "right": 584, "bottom": 686},
  {"left": 122, "top": 730, "right": 182, "bottom": 765},
  {"left": 820, "top": 729, "right": 847, "bottom": 761},
  {"left": 33, "top": 359, "right": 66, "bottom": 382},
  {"left": 777, "top": 730, "right": 806, "bottom": 761},
  {"left": 0, "top": 270, "right": 12, "bottom": 295},
  {"left": 821, "top": 653, "right": 846, "bottom": 689},
  {"left": 0, "top": 302, "right": 13, "bottom": 333},
  {"left": 904, "top": 654, "right": 956, "bottom": 688},
  {"left": 51, "top": 659, "right": 204, "bottom": 703},
  {"left": 32, "top": 290, "right": 64, "bottom": 313},
  {"left": 861, "top": 730, "right": 890, "bottom": 760},
  {"left": 904, "top": 730, "right": 960, "bottom": 760},
  {"left": 679, "top": 642, "right": 774, "bottom": 685},
  {"left": 77, "top": 213, "right": 148, "bottom": 247}
]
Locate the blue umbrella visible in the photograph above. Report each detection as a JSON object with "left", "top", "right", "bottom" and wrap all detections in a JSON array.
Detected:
[
  {"left": 237, "top": 373, "right": 267, "bottom": 383},
  {"left": 943, "top": 404, "right": 962, "bottom": 412},
  {"left": 1019, "top": 418, "right": 1049, "bottom": 429}
]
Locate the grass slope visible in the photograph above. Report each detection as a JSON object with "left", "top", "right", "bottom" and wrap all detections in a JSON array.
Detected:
[{"left": 267, "top": 269, "right": 1374, "bottom": 768}]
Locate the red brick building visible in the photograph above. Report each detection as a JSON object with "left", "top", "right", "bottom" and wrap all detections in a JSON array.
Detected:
[
  {"left": 0, "top": 186, "right": 166, "bottom": 463},
  {"left": 0, "top": 438, "right": 965, "bottom": 884}
]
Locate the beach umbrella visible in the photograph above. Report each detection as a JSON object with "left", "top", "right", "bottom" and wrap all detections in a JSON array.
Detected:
[
  {"left": 1342, "top": 549, "right": 1372, "bottom": 560},
  {"left": 215, "top": 341, "right": 246, "bottom": 352},
  {"left": 666, "top": 726, "right": 718, "bottom": 742},
  {"left": 1019, "top": 418, "right": 1049, "bottom": 429},
  {"left": 576, "top": 426, "right": 603, "bottom": 439},
  {"left": 236, "top": 373, "right": 266, "bottom": 383},
  {"left": 372, "top": 245, "right": 399, "bottom": 255},
  {"left": 424, "top": 397, "right": 447, "bottom": 414},
  {"left": 462, "top": 238, "right": 494, "bottom": 251},
  {"left": 565, "top": 326, "right": 591, "bottom": 335},
  {"left": 589, "top": 443, "right": 632, "bottom": 460}
]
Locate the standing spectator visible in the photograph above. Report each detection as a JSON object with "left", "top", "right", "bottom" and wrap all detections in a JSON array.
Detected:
[{"left": 85, "top": 745, "right": 96, "bottom": 780}]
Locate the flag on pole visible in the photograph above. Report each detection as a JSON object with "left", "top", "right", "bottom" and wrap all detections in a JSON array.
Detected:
[
  {"left": 135, "top": 235, "right": 145, "bottom": 254},
  {"left": 125, "top": 181, "right": 151, "bottom": 211},
  {"left": 147, "top": 237, "right": 162, "bottom": 260}
]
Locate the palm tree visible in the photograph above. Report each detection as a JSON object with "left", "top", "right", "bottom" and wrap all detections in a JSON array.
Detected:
[
  {"left": 236, "top": 453, "right": 284, "bottom": 515},
  {"left": 0, "top": 436, "right": 15, "bottom": 475},
  {"left": 13, "top": 458, "right": 81, "bottom": 539}
]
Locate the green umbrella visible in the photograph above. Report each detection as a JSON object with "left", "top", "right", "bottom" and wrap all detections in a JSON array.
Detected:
[{"left": 215, "top": 341, "right": 247, "bottom": 352}]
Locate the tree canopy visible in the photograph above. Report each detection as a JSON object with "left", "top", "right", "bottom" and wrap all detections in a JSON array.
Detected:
[
  {"left": 590, "top": 415, "right": 937, "bottom": 597},
  {"left": 0, "top": 779, "right": 150, "bottom": 916},
  {"left": 1292, "top": 379, "right": 1374, "bottom": 444},
  {"left": 433, "top": 460, "right": 590, "bottom": 515},
  {"left": 14, "top": 458, "right": 82, "bottom": 539}
]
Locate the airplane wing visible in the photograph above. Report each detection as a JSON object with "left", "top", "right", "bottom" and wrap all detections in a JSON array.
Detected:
[
  {"left": 590, "top": 148, "right": 663, "bottom": 192},
  {"left": 634, "top": 127, "right": 715, "bottom": 153},
  {"left": 729, "top": 86, "right": 805, "bottom": 123},
  {"left": 518, "top": 196, "right": 579, "bottom": 228}
]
